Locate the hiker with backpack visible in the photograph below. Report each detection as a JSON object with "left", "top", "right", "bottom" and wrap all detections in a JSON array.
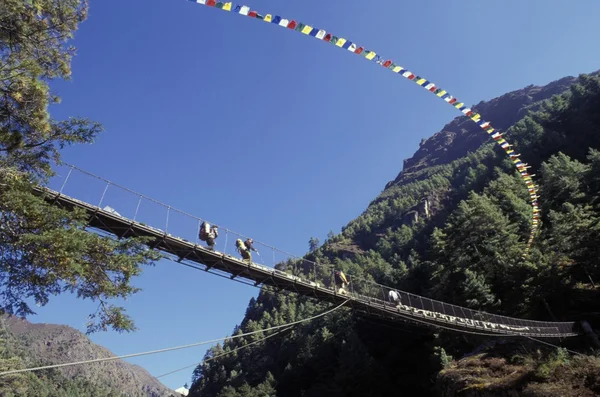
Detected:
[
  {"left": 236, "top": 239, "right": 252, "bottom": 262},
  {"left": 333, "top": 270, "right": 350, "bottom": 295},
  {"left": 244, "top": 238, "right": 258, "bottom": 255},
  {"left": 388, "top": 289, "right": 401, "bottom": 307},
  {"left": 199, "top": 221, "right": 219, "bottom": 251}
]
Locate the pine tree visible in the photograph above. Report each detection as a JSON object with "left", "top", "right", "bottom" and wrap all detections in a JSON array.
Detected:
[{"left": 0, "top": 0, "right": 161, "bottom": 333}]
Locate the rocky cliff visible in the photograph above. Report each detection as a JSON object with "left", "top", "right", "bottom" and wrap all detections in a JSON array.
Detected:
[
  {"left": 386, "top": 71, "right": 599, "bottom": 188},
  {"left": 2, "top": 315, "right": 179, "bottom": 397}
]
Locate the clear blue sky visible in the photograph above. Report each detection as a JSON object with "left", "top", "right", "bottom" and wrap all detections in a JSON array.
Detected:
[{"left": 26, "top": 0, "right": 600, "bottom": 391}]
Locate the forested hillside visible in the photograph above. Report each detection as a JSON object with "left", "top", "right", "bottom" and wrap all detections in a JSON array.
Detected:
[
  {"left": 0, "top": 315, "right": 179, "bottom": 397},
  {"left": 0, "top": 315, "right": 181, "bottom": 396},
  {"left": 188, "top": 71, "right": 600, "bottom": 396}
]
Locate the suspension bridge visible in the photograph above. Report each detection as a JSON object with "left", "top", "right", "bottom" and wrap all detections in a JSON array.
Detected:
[{"left": 34, "top": 164, "right": 579, "bottom": 339}]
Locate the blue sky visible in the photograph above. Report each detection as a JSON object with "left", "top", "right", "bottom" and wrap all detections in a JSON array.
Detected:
[{"left": 26, "top": 0, "right": 600, "bottom": 391}]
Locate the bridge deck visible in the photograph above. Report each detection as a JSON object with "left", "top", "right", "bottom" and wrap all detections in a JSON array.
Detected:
[{"left": 34, "top": 186, "right": 579, "bottom": 338}]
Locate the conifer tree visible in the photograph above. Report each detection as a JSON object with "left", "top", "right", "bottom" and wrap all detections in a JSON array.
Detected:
[{"left": 0, "top": 0, "right": 160, "bottom": 333}]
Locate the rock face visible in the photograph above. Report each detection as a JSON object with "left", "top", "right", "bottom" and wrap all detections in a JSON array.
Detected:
[
  {"left": 385, "top": 72, "right": 599, "bottom": 188},
  {"left": 2, "top": 315, "right": 179, "bottom": 397}
]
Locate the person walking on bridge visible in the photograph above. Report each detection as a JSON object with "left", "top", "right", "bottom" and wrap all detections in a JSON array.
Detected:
[
  {"left": 244, "top": 238, "right": 258, "bottom": 258},
  {"left": 199, "top": 222, "right": 219, "bottom": 251},
  {"left": 333, "top": 270, "right": 350, "bottom": 295},
  {"left": 388, "top": 289, "right": 401, "bottom": 307},
  {"left": 236, "top": 239, "right": 252, "bottom": 263}
]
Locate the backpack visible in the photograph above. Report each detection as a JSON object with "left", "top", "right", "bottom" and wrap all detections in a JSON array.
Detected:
[
  {"left": 335, "top": 271, "right": 348, "bottom": 284},
  {"left": 199, "top": 222, "right": 210, "bottom": 241},
  {"left": 235, "top": 239, "right": 246, "bottom": 251},
  {"left": 339, "top": 271, "right": 348, "bottom": 284}
]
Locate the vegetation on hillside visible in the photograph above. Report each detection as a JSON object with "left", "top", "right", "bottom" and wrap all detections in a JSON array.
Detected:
[
  {"left": 2, "top": 2, "right": 600, "bottom": 396},
  {"left": 189, "top": 73, "right": 600, "bottom": 396},
  {"left": 0, "top": 315, "right": 179, "bottom": 397},
  {"left": 0, "top": 318, "right": 120, "bottom": 396},
  {"left": 437, "top": 340, "right": 600, "bottom": 396}
]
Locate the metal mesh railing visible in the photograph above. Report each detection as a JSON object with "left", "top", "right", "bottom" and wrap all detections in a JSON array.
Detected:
[{"left": 44, "top": 163, "right": 578, "bottom": 337}]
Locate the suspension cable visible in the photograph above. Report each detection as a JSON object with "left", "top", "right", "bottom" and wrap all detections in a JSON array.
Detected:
[
  {"left": 385, "top": 309, "right": 585, "bottom": 355},
  {"left": 43, "top": 180, "right": 576, "bottom": 336},
  {"left": 57, "top": 163, "right": 293, "bottom": 256},
  {"left": 156, "top": 326, "right": 294, "bottom": 379},
  {"left": 525, "top": 336, "right": 585, "bottom": 356},
  {"left": 0, "top": 300, "right": 349, "bottom": 377}
]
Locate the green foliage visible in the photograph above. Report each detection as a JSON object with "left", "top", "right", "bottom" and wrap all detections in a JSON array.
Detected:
[
  {"left": 308, "top": 237, "right": 320, "bottom": 253},
  {"left": 0, "top": 1, "right": 161, "bottom": 333},
  {"left": 0, "top": 330, "right": 27, "bottom": 396},
  {"left": 432, "top": 346, "right": 453, "bottom": 370},
  {"left": 0, "top": 0, "right": 102, "bottom": 177},
  {"left": 191, "top": 73, "right": 600, "bottom": 396},
  {"left": 0, "top": 171, "right": 161, "bottom": 334},
  {"left": 0, "top": 319, "right": 120, "bottom": 396},
  {"left": 534, "top": 348, "right": 571, "bottom": 380}
]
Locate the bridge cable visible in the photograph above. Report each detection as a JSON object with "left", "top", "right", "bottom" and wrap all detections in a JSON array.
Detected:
[
  {"left": 385, "top": 309, "right": 584, "bottom": 355},
  {"left": 58, "top": 163, "right": 293, "bottom": 257},
  {"left": 158, "top": 316, "right": 586, "bottom": 382},
  {"left": 168, "top": 251, "right": 577, "bottom": 341},
  {"left": 156, "top": 326, "right": 294, "bottom": 379},
  {"left": 0, "top": 300, "right": 349, "bottom": 377},
  {"left": 362, "top": 317, "right": 584, "bottom": 360},
  {"left": 369, "top": 308, "right": 517, "bottom": 337},
  {"left": 44, "top": 181, "right": 575, "bottom": 338},
  {"left": 158, "top": 324, "right": 350, "bottom": 381},
  {"left": 524, "top": 336, "right": 585, "bottom": 357},
  {"left": 173, "top": 252, "right": 575, "bottom": 339},
  {"left": 91, "top": 226, "right": 579, "bottom": 341}
]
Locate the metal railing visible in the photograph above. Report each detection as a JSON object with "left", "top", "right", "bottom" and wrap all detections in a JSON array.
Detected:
[{"left": 42, "top": 163, "right": 579, "bottom": 337}]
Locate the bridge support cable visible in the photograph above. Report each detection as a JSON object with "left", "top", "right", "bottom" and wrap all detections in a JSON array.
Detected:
[
  {"left": 359, "top": 315, "right": 586, "bottom": 358},
  {"left": 155, "top": 325, "right": 295, "bottom": 379},
  {"left": 0, "top": 300, "right": 349, "bottom": 377},
  {"left": 36, "top": 164, "right": 580, "bottom": 339},
  {"left": 524, "top": 336, "right": 586, "bottom": 357},
  {"left": 170, "top": 247, "right": 581, "bottom": 339},
  {"left": 59, "top": 166, "right": 73, "bottom": 194}
]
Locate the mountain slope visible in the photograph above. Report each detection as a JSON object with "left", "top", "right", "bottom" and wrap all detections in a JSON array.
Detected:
[
  {"left": 189, "top": 69, "right": 600, "bottom": 396},
  {"left": 1, "top": 315, "right": 179, "bottom": 397},
  {"left": 388, "top": 74, "right": 587, "bottom": 187}
]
